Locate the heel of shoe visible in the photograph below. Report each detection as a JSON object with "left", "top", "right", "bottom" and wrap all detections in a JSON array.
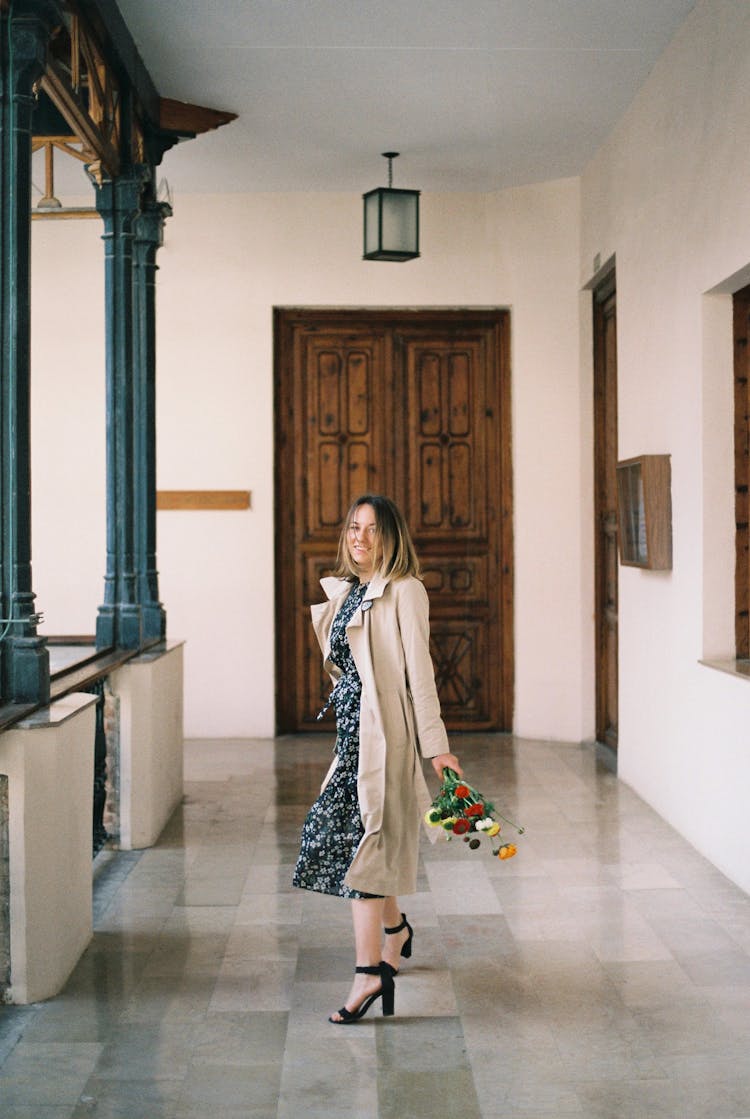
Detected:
[{"left": 380, "top": 961, "right": 395, "bottom": 1017}]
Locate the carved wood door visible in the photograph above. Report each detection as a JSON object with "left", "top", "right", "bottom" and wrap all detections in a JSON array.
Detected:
[
  {"left": 593, "top": 276, "right": 619, "bottom": 751},
  {"left": 275, "top": 309, "right": 512, "bottom": 733}
]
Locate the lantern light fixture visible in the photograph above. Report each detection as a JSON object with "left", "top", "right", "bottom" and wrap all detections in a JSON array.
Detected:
[{"left": 362, "top": 152, "right": 420, "bottom": 262}]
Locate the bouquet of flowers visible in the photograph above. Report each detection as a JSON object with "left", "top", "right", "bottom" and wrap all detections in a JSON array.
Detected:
[{"left": 425, "top": 767, "right": 524, "bottom": 858}]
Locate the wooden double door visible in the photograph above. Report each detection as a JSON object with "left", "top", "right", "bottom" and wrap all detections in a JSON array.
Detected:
[{"left": 274, "top": 308, "right": 513, "bottom": 733}]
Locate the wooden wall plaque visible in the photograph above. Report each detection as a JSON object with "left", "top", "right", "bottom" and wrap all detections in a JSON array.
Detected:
[{"left": 156, "top": 490, "right": 251, "bottom": 511}]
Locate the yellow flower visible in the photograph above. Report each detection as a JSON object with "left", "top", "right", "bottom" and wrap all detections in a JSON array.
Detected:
[
  {"left": 425, "top": 809, "right": 442, "bottom": 826},
  {"left": 441, "top": 816, "right": 458, "bottom": 831},
  {"left": 486, "top": 822, "right": 501, "bottom": 838}
]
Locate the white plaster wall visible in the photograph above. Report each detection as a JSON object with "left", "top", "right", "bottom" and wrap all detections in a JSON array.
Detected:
[
  {"left": 486, "top": 181, "right": 587, "bottom": 739},
  {"left": 31, "top": 216, "right": 105, "bottom": 636},
  {"left": 30, "top": 182, "right": 585, "bottom": 742},
  {"left": 154, "top": 181, "right": 583, "bottom": 738},
  {"left": 580, "top": 0, "right": 750, "bottom": 893}
]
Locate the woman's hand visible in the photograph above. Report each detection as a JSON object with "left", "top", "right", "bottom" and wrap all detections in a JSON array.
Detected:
[{"left": 431, "top": 752, "right": 462, "bottom": 779}]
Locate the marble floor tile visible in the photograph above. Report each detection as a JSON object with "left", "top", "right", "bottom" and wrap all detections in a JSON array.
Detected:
[
  {"left": 0, "top": 733, "right": 748, "bottom": 1119},
  {"left": 69, "top": 1075, "right": 183, "bottom": 1119},
  {"left": 424, "top": 860, "right": 504, "bottom": 915},
  {"left": 208, "top": 961, "right": 296, "bottom": 1013},
  {"left": 0, "top": 1041, "right": 103, "bottom": 1109},
  {"left": 178, "top": 1061, "right": 283, "bottom": 1112},
  {"left": 1, "top": 1110, "right": 76, "bottom": 1119},
  {"left": 601, "top": 959, "right": 712, "bottom": 1009},
  {"left": 378, "top": 1067, "right": 482, "bottom": 1119},
  {"left": 190, "top": 1010, "right": 289, "bottom": 1066}
]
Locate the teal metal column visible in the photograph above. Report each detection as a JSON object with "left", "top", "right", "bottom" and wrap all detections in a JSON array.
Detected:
[
  {"left": 0, "top": 1, "right": 57, "bottom": 704},
  {"left": 95, "top": 171, "right": 146, "bottom": 650},
  {"left": 133, "top": 200, "right": 171, "bottom": 643}
]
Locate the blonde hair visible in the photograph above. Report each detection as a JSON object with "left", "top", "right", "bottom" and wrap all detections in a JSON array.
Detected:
[{"left": 333, "top": 495, "right": 422, "bottom": 581}]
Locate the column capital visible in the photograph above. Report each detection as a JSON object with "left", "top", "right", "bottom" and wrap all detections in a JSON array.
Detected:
[
  {"left": 5, "top": 0, "right": 63, "bottom": 96},
  {"left": 134, "top": 201, "right": 172, "bottom": 249},
  {"left": 92, "top": 165, "right": 152, "bottom": 228}
]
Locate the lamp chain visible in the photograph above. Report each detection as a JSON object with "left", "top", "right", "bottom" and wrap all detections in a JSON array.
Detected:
[{"left": 382, "top": 151, "right": 398, "bottom": 188}]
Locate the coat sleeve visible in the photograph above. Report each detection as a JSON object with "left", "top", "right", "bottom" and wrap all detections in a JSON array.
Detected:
[{"left": 395, "top": 578, "right": 450, "bottom": 759}]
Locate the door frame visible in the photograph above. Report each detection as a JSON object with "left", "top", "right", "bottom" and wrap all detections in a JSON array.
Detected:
[
  {"left": 273, "top": 306, "right": 514, "bottom": 733},
  {"left": 592, "top": 273, "right": 619, "bottom": 753}
]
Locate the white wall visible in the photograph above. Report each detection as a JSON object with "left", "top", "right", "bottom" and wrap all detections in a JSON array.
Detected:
[
  {"left": 31, "top": 179, "right": 586, "bottom": 743},
  {"left": 486, "top": 181, "right": 587, "bottom": 739},
  {"left": 155, "top": 181, "right": 584, "bottom": 738},
  {"left": 580, "top": 0, "right": 750, "bottom": 894},
  {"left": 31, "top": 215, "right": 105, "bottom": 637}
]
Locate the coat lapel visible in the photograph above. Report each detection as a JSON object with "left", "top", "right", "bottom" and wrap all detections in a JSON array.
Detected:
[
  {"left": 311, "top": 577, "right": 350, "bottom": 667},
  {"left": 345, "top": 572, "right": 390, "bottom": 630}
]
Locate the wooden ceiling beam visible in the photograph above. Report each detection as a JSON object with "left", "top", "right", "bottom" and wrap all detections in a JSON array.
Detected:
[
  {"left": 40, "top": 59, "right": 120, "bottom": 177},
  {"left": 159, "top": 98, "right": 237, "bottom": 137}
]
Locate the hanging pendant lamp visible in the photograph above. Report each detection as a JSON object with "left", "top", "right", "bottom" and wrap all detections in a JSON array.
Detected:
[{"left": 362, "top": 152, "right": 420, "bottom": 262}]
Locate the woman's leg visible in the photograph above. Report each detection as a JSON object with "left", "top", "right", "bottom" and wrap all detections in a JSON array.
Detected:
[
  {"left": 382, "top": 895, "right": 411, "bottom": 970},
  {"left": 329, "top": 896, "right": 385, "bottom": 1021}
]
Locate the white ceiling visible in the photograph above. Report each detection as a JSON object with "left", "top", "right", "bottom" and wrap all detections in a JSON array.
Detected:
[{"left": 109, "top": 1, "right": 698, "bottom": 194}]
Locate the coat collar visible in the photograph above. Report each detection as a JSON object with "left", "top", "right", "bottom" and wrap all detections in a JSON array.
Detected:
[{"left": 319, "top": 572, "right": 391, "bottom": 603}]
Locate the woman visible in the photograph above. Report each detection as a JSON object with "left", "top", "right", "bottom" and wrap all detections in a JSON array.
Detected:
[{"left": 293, "top": 494, "right": 462, "bottom": 1023}]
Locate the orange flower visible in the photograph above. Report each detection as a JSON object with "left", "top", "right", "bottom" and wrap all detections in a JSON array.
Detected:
[
  {"left": 465, "top": 803, "right": 485, "bottom": 817},
  {"left": 454, "top": 784, "right": 470, "bottom": 798},
  {"left": 497, "top": 844, "right": 517, "bottom": 859}
]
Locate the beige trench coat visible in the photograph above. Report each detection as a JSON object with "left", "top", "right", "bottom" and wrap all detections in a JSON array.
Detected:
[{"left": 311, "top": 572, "right": 449, "bottom": 896}]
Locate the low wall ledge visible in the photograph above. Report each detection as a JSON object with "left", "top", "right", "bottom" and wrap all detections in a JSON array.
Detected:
[
  {"left": 131, "top": 639, "right": 185, "bottom": 666},
  {"left": 14, "top": 692, "right": 98, "bottom": 730},
  {"left": 699, "top": 658, "right": 750, "bottom": 683}
]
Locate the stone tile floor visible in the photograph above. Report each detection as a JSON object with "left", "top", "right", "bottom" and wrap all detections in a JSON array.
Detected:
[{"left": 1, "top": 733, "right": 749, "bottom": 1118}]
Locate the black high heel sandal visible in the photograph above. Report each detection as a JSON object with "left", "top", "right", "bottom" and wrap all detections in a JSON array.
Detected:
[
  {"left": 329, "top": 962, "right": 395, "bottom": 1024},
  {"left": 384, "top": 912, "right": 414, "bottom": 974}
]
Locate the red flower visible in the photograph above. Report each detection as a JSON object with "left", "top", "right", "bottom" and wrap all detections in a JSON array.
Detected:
[
  {"left": 454, "top": 784, "right": 470, "bottom": 798},
  {"left": 452, "top": 818, "right": 470, "bottom": 835},
  {"left": 465, "top": 803, "right": 485, "bottom": 817}
]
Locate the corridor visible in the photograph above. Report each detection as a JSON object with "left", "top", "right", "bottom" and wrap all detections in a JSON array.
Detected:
[{"left": 1, "top": 734, "right": 749, "bottom": 1118}]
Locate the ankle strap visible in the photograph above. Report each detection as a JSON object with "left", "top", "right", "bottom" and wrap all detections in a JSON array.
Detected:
[
  {"left": 355, "top": 964, "right": 383, "bottom": 975},
  {"left": 384, "top": 915, "right": 407, "bottom": 935}
]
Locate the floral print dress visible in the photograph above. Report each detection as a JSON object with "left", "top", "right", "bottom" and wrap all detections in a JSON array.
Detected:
[{"left": 293, "top": 582, "right": 377, "bottom": 899}]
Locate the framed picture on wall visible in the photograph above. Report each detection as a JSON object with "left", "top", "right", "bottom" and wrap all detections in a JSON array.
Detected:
[{"left": 616, "top": 455, "right": 672, "bottom": 570}]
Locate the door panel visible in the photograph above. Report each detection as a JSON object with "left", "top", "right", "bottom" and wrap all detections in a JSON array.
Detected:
[
  {"left": 303, "top": 334, "right": 391, "bottom": 537},
  {"left": 275, "top": 309, "right": 512, "bottom": 733},
  {"left": 399, "top": 332, "right": 498, "bottom": 726}
]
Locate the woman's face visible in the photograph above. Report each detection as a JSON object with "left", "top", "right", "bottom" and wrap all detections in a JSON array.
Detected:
[{"left": 346, "top": 503, "right": 379, "bottom": 580}]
